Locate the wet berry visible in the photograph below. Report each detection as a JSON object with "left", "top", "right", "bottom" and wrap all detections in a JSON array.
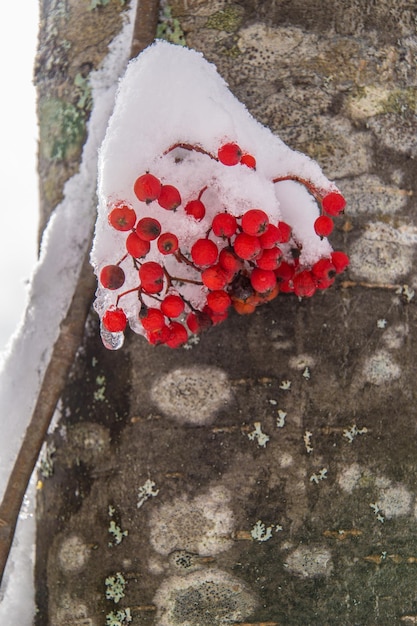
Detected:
[
  {"left": 250, "top": 268, "right": 277, "bottom": 295},
  {"left": 102, "top": 307, "right": 127, "bottom": 332},
  {"left": 157, "top": 232, "right": 179, "bottom": 255},
  {"left": 134, "top": 173, "right": 161, "bottom": 203},
  {"left": 256, "top": 247, "right": 282, "bottom": 270},
  {"left": 140, "top": 307, "right": 166, "bottom": 332},
  {"left": 108, "top": 204, "right": 136, "bottom": 231},
  {"left": 158, "top": 184, "right": 181, "bottom": 210},
  {"left": 139, "top": 261, "right": 165, "bottom": 293},
  {"left": 219, "top": 247, "right": 243, "bottom": 274},
  {"left": 161, "top": 294, "right": 185, "bottom": 318},
  {"left": 293, "top": 270, "right": 316, "bottom": 298},
  {"left": 136, "top": 217, "right": 161, "bottom": 241},
  {"left": 186, "top": 311, "right": 212, "bottom": 334},
  {"left": 276, "top": 221, "right": 292, "bottom": 243},
  {"left": 234, "top": 232, "right": 262, "bottom": 260},
  {"left": 206, "top": 290, "right": 231, "bottom": 313},
  {"left": 331, "top": 250, "right": 350, "bottom": 273},
  {"left": 185, "top": 199, "right": 205, "bottom": 221},
  {"left": 314, "top": 215, "right": 334, "bottom": 238},
  {"left": 166, "top": 322, "right": 188, "bottom": 348},
  {"left": 212, "top": 212, "right": 238, "bottom": 238},
  {"left": 191, "top": 239, "right": 218, "bottom": 266},
  {"left": 218, "top": 142, "right": 242, "bottom": 166},
  {"left": 202, "top": 264, "right": 231, "bottom": 290},
  {"left": 259, "top": 224, "right": 282, "bottom": 249},
  {"left": 322, "top": 192, "right": 346, "bottom": 216},
  {"left": 241, "top": 209, "right": 269, "bottom": 236},
  {"left": 240, "top": 153, "right": 256, "bottom": 169},
  {"left": 100, "top": 265, "right": 125, "bottom": 290},
  {"left": 126, "top": 232, "right": 151, "bottom": 258}
]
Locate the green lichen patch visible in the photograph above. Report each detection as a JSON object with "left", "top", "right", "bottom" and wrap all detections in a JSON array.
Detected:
[
  {"left": 39, "top": 97, "right": 86, "bottom": 162},
  {"left": 157, "top": 4, "right": 186, "bottom": 46},
  {"left": 205, "top": 5, "right": 244, "bottom": 33}
]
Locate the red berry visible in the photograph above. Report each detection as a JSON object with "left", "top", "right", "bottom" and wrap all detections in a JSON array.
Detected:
[
  {"left": 322, "top": 192, "right": 346, "bottom": 216},
  {"left": 206, "top": 290, "right": 231, "bottom": 313},
  {"left": 256, "top": 247, "right": 283, "bottom": 270},
  {"left": 234, "top": 233, "right": 262, "bottom": 260},
  {"left": 250, "top": 268, "right": 277, "bottom": 295},
  {"left": 240, "top": 153, "right": 256, "bottom": 169},
  {"left": 134, "top": 173, "right": 161, "bottom": 203},
  {"left": 314, "top": 215, "right": 334, "bottom": 238},
  {"left": 259, "top": 224, "right": 282, "bottom": 249},
  {"left": 202, "top": 264, "right": 231, "bottom": 290},
  {"left": 102, "top": 307, "right": 127, "bottom": 332},
  {"left": 203, "top": 304, "right": 229, "bottom": 325},
  {"left": 108, "top": 204, "right": 136, "bottom": 231},
  {"left": 157, "top": 232, "right": 179, "bottom": 255},
  {"left": 275, "top": 261, "right": 295, "bottom": 281},
  {"left": 126, "top": 232, "right": 151, "bottom": 258},
  {"left": 191, "top": 239, "right": 218, "bottom": 266},
  {"left": 331, "top": 251, "right": 350, "bottom": 273},
  {"left": 136, "top": 217, "right": 161, "bottom": 241},
  {"left": 312, "top": 258, "right": 336, "bottom": 289},
  {"left": 161, "top": 294, "right": 185, "bottom": 318},
  {"left": 186, "top": 311, "right": 212, "bottom": 334},
  {"left": 140, "top": 307, "right": 166, "bottom": 332},
  {"left": 184, "top": 199, "right": 205, "bottom": 221},
  {"left": 100, "top": 265, "right": 125, "bottom": 290},
  {"left": 212, "top": 212, "right": 238, "bottom": 238},
  {"left": 139, "top": 262, "right": 165, "bottom": 294},
  {"left": 276, "top": 221, "right": 292, "bottom": 243},
  {"left": 158, "top": 185, "right": 181, "bottom": 210},
  {"left": 218, "top": 142, "right": 242, "bottom": 166},
  {"left": 219, "top": 247, "right": 243, "bottom": 274},
  {"left": 147, "top": 325, "right": 171, "bottom": 345},
  {"left": 241, "top": 209, "right": 269, "bottom": 236},
  {"left": 166, "top": 322, "right": 188, "bottom": 348},
  {"left": 293, "top": 270, "right": 316, "bottom": 298}
]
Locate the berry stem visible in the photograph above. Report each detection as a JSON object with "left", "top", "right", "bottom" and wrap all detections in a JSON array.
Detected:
[
  {"left": 273, "top": 175, "right": 326, "bottom": 207},
  {"left": 116, "top": 285, "right": 142, "bottom": 305},
  {"left": 198, "top": 185, "right": 208, "bottom": 200},
  {"left": 174, "top": 249, "right": 199, "bottom": 269},
  {"left": 116, "top": 253, "right": 129, "bottom": 266},
  {"left": 165, "top": 142, "right": 217, "bottom": 161}
]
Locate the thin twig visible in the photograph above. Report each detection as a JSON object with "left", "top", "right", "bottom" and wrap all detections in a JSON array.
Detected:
[{"left": 0, "top": 0, "right": 160, "bottom": 588}]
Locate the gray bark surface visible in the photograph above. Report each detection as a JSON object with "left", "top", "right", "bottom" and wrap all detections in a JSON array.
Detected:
[{"left": 35, "top": 1, "right": 417, "bottom": 624}]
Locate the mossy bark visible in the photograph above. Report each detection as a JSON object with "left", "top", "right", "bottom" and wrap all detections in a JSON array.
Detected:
[{"left": 35, "top": 1, "right": 417, "bottom": 624}]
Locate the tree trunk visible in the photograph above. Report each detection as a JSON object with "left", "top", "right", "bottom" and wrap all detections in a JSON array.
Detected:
[{"left": 35, "top": 1, "right": 417, "bottom": 624}]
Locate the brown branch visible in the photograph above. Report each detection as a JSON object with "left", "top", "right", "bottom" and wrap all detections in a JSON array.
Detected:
[{"left": 0, "top": 0, "right": 160, "bottom": 589}]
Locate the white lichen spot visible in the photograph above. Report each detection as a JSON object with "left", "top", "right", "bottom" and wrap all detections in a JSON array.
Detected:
[
  {"left": 362, "top": 350, "right": 401, "bottom": 385},
  {"left": 39, "top": 442, "right": 56, "bottom": 478},
  {"left": 137, "top": 479, "right": 159, "bottom": 509},
  {"left": 382, "top": 323, "right": 408, "bottom": 349},
  {"left": 106, "top": 608, "right": 132, "bottom": 625},
  {"left": 303, "top": 430, "right": 313, "bottom": 453},
  {"left": 105, "top": 572, "right": 127, "bottom": 604},
  {"left": 310, "top": 468, "right": 328, "bottom": 484},
  {"left": 285, "top": 545, "right": 333, "bottom": 578},
  {"left": 247, "top": 422, "right": 270, "bottom": 447},
  {"left": 269, "top": 398, "right": 277, "bottom": 405},
  {"left": 150, "top": 366, "right": 232, "bottom": 425},
  {"left": 377, "top": 318, "right": 388, "bottom": 329},
  {"left": 337, "top": 463, "right": 362, "bottom": 493},
  {"left": 58, "top": 535, "right": 90, "bottom": 573},
  {"left": 279, "top": 380, "right": 291, "bottom": 390},
  {"left": 279, "top": 452, "right": 294, "bottom": 468},
  {"left": 377, "top": 484, "right": 412, "bottom": 519},
  {"left": 276, "top": 410, "right": 287, "bottom": 428},
  {"left": 349, "top": 222, "right": 417, "bottom": 283},
  {"left": 153, "top": 569, "right": 258, "bottom": 626},
  {"left": 149, "top": 486, "right": 235, "bottom": 557},
  {"left": 343, "top": 424, "right": 368, "bottom": 443},
  {"left": 251, "top": 520, "right": 283, "bottom": 542}
]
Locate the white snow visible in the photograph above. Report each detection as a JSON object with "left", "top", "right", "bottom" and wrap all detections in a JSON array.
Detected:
[
  {"left": 91, "top": 41, "right": 340, "bottom": 347},
  {"left": 0, "top": 2, "right": 138, "bottom": 621}
]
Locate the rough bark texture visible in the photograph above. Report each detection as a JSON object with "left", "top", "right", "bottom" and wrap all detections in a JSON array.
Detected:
[{"left": 35, "top": 1, "right": 417, "bottom": 625}]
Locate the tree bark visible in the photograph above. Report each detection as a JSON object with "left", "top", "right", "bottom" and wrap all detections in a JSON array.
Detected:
[{"left": 35, "top": 1, "right": 417, "bottom": 625}]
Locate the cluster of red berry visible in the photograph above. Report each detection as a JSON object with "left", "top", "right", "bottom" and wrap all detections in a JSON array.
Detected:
[{"left": 98, "top": 142, "right": 349, "bottom": 348}]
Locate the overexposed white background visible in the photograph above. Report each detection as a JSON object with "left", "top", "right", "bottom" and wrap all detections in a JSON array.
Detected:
[{"left": 0, "top": 5, "right": 39, "bottom": 355}]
